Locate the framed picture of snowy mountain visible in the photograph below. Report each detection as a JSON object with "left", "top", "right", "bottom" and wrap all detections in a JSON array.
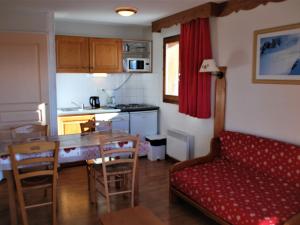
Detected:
[{"left": 253, "top": 23, "right": 300, "bottom": 84}]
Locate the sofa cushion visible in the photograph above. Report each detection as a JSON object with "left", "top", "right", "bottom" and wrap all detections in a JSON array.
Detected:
[
  {"left": 171, "top": 159, "right": 300, "bottom": 225},
  {"left": 219, "top": 131, "right": 300, "bottom": 186}
]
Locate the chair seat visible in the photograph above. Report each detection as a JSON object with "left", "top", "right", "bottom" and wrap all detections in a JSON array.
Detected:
[
  {"left": 94, "top": 163, "right": 132, "bottom": 174},
  {"left": 22, "top": 175, "right": 53, "bottom": 192},
  {"left": 20, "top": 166, "right": 53, "bottom": 189},
  {"left": 86, "top": 157, "right": 115, "bottom": 166},
  {"left": 107, "top": 164, "right": 132, "bottom": 174},
  {"left": 22, "top": 175, "right": 52, "bottom": 186}
]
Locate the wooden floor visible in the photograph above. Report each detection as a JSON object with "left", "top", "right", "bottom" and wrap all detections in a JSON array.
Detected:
[{"left": 0, "top": 158, "right": 218, "bottom": 225}]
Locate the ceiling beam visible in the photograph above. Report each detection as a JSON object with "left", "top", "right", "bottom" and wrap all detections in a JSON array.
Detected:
[{"left": 152, "top": 0, "right": 287, "bottom": 32}]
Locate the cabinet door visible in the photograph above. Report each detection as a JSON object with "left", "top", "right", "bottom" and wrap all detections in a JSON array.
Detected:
[
  {"left": 89, "top": 38, "right": 123, "bottom": 73},
  {"left": 57, "top": 115, "right": 94, "bottom": 135},
  {"left": 130, "top": 111, "right": 158, "bottom": 140},
  {"left": 56, "top": 35, "right": 89, "bottom": 73}
]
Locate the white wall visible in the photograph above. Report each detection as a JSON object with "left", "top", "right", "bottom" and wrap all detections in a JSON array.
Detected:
[
  {"left": 55, "top": 20, "right": 152, "bottom": 40},
  {"left": 152, "top": 26, "right": 214, "bottom": 158},
  {"left": 212, "top": 0, "right": 300, "bottom": 145},
  {"left": 0, "top": 10, "right": 50, "bottom": 33}
]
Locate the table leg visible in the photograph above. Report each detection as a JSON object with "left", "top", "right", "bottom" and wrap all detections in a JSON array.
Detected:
[
  {"left": 134, "top": 157, "right": 139, "bottom": 206},
  {"left": 4, "top": 170, "right": 18, "bottom": 225}
]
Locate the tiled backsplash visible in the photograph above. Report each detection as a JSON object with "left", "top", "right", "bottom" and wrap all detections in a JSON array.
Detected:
[{"left": 56, "top": 73, "right": 160, "bottom": 108}]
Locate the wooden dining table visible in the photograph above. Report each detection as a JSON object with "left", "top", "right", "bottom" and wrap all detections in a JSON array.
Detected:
[{"left": 0, "top": 131, "right": 140, "bottom": 225}]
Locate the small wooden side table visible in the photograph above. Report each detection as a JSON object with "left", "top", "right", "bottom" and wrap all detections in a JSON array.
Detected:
[{"left": 100, "top": 206, "right": 166, "bottom": 225}]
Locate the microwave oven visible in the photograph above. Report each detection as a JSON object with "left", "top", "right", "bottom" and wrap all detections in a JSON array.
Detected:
[{"left": 125, "top": 58, "right": 151, "bottom": 72}]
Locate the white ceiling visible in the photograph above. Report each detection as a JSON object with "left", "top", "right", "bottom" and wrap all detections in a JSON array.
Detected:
[{"left": 2, "top": 0, "right": 223, "bottom": 26}]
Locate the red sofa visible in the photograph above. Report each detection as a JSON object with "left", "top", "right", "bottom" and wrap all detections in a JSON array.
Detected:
[{"left": 170, "top": 131, "right": 300, "bottom": 225}]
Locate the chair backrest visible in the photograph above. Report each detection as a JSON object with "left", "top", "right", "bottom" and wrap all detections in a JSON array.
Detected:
[
  {"left": 99, "top": 134, "right": 140, "bottom": 185},
  {"left": 80, "top": 119, "right": 96, "bottom": 133},
  {"left": 11, "top": 124, "right": 48, "bottom": 140},
  {"left": 9, "top": 141, "right": 59, "bottom": 182},
  {"left": 9, "top": 141, "right": 59, "bottom": 225}
]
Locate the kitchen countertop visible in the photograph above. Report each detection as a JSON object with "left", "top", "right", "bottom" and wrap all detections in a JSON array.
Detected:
[
  {"left": 57, "top": 107, "right": 121, "bottom": 116},
  {"left": 57, "top": 105, "right": 159, "bottom": 117}
]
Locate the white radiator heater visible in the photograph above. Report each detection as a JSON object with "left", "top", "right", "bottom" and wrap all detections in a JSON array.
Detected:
[{"left": 166, "top": 129, "right": 194, "bottom": 161}]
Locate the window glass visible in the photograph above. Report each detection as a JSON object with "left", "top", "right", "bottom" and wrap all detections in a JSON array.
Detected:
[{"left": 163, "top": 36, "right": 179, "bottom": 104}]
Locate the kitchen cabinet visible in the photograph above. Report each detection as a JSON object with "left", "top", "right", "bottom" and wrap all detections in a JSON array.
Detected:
[
  {"left": 89, "top": 38, "right": 123, "bottom": 73},
  {"left": 129, "top": 110, "right": 158, "bottom": 140},
  {"left": 56, "top": 35, "right": 90, "bottom": 73},
  {"left": 57, "top": 115, "right": 95, "bottom": 135},
  {"left": 55, "top": 35, "right": 122, "bottom": 73}
]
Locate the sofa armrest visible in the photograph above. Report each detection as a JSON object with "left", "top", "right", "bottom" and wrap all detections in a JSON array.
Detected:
[{"left": 170, "top": 137, "right": 221, "bottom": 174}]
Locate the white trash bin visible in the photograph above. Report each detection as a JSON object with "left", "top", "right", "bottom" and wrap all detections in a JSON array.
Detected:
[{"left": 146, "top": 135, "right": 166, "bottom": 161}]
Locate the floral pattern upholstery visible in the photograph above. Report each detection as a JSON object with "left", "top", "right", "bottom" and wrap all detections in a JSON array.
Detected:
[{"left": 171, "top": 131, "right": 300, "bottom": 225}]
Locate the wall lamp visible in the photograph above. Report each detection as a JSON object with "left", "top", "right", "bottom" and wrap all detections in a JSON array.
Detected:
[{"left": 199, "top": 59, "right": 224, "bottom": 79}]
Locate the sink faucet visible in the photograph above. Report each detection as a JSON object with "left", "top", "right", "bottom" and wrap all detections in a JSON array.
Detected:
[{"left": 71, "top": 101, "right": 84, "bottom": 109}]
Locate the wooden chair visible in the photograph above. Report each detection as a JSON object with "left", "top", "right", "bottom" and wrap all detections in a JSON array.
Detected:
[
  {"left": 80, "top": 119, "right": 96, "bottom": 133},
  {"left": 81, "top": 119, "right": 113, "bottom": 203},
  {"left": 9, "top": 141, "right": 59, "bottom": 225},
  {"left": 11, "top": 124, "right": 48, "bottom": 141},
  {"left": 10, "top": 124, "right": 51, "bottom": 187},
  {"left": 93, "top": 135, "right": 139, "bottom": 212}
]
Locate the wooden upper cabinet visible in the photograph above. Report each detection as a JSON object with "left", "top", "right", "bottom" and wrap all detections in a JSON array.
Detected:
[
  {"left": 89, "top": 38, "right": 123, "bottom": 73},
  {"left": 56, "top": 35, "right": 89, "bottom": 73}
]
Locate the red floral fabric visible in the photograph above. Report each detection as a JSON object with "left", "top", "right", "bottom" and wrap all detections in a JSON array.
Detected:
[
  {"left": 219, "top": 131, "right": 300, "bottom": 186},
  {"left": 171, "top": 159, "right": 300, "bottom": 225}
]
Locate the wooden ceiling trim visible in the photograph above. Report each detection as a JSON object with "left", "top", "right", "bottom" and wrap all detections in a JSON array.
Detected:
[
  {"left": 152, "top": 2, "right": 218, "bottom": 33},
  {"left": 152, "top": 0, "right": 287, "bottom": 32},
  {"left": 217, "top": 0, "right": 286, "bottom": 17}
]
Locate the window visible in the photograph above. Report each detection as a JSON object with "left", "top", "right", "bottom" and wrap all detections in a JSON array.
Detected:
[{"left": 163, "top": 35, "right": 180, "bottom": 104}]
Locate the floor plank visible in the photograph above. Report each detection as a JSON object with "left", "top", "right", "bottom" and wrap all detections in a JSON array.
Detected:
[{"left": 0, "top": 159, "right": 218, "bottom": 225}]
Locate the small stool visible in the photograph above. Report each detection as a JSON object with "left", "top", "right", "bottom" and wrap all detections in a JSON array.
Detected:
[{"left": 100, "top": 206, "right": 166, "bottom": 225}]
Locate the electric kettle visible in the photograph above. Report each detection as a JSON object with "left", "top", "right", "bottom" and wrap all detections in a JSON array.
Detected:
[{"left": 89, "top": 96, "right": 100, "bottom": 109}]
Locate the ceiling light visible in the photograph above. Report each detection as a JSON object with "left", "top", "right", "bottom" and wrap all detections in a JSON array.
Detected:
[{"left": 115, "top": 7, "right": 137, "bottom": 17}]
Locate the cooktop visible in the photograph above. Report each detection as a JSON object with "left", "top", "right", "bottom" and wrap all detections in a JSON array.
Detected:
[{"left": 114, "top": 104, "right": 159, "bottom": 112}]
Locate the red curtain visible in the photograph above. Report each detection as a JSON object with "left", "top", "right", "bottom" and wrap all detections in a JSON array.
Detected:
[{"left": 179, "top": 18, "right": 212, "bottom": 118}]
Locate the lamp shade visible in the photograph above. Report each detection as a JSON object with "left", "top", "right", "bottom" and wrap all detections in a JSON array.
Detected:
[
  {"left": 199, "top": 59, "right": 220, "bottom": 73},
  {"left": 115, "top": 7, "right": 137, "bottom": 16}
]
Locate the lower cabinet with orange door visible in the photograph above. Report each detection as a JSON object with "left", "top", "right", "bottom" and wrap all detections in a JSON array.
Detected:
[{"left": 57, "top": 115, "right": 95, "bottom": 135}]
